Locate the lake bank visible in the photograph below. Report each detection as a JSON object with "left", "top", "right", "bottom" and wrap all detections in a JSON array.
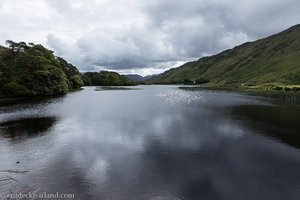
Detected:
[{"left": 178, "top": 85, "right": 300, "bottom": 105}]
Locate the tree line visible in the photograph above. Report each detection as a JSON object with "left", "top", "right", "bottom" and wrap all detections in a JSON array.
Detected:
[{"left": 0, "top": 41, "right": 135, "bottom": 97}]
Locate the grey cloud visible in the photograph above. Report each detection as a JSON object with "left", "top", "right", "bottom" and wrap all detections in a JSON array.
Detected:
[
  {"left": 1, "top": 0, "right": 300, "bottom": 74},
  {"left": 48, "top": 24, "right": 182, "bottom": 70},
  {"left": 142, "top": 0, "right": 300, "bottom": 56}
]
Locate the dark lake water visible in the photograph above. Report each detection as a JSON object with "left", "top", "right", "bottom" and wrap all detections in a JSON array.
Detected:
[{"left": 0, "top": 85, "right": 300, "bottom": 200}]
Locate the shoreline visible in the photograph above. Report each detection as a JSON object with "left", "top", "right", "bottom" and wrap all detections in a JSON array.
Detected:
[{"left": 178, "top": 85, "right": 300, "bottom": 105}]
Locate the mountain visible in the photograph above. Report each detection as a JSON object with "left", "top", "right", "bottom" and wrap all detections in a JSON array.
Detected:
[
  {"left": 144, "top": 75, "right": 156, "bottom": 80},
  {"left": 124, "top": 74, "right": 145, "bottom": 81},
  {"left": 124, "top": 74, "right": 155, "bottom": 81},
  {"left": 148, "top": 25, "right": 300, "bottom": 90}
]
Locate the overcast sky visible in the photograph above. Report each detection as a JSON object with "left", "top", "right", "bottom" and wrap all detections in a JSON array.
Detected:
[{"left": 1, "top": 0, "right": 300, "bottom": 75}]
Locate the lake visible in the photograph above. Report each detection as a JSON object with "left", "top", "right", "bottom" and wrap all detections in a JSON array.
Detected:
[{"left": 0, "top": 85, "right": 300, "bottom": 200}]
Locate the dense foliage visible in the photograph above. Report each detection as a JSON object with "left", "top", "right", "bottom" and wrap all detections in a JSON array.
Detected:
[
  {"left": 0, "top": 41, "right": 83, "bottom": 97},
  {"left": 82, "top": 71, "right": 136, "bottom": 86},
  {"left": 148, "top": 24, "right": 300, "bottom": 89}
]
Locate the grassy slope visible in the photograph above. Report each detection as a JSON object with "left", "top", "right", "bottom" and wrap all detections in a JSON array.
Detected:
[{"left": 148, "top": 25, "right": 300, "bottom": 89}]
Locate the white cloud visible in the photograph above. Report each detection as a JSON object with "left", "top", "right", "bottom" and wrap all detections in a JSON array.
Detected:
[{"left": 1, "top": 0, "right": 300, "bottom": 75}]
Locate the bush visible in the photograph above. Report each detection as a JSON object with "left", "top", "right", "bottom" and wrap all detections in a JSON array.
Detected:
[
  {"left": 284, "top": 87, "right": 291, "bottom": 91},
  {"left": 70, "top": 75, "right": 84, "bottom": 89},
  {"left": 195, "top": 77, "right": 210, "bottom": 84},
  {"left": 290, "top": 86, "right": 300, "bottom": 91},
  {"left": 273, "top": 86, "right": 283, "bottom": 90},
  {"left": 2, "top": 82, "right": 31, "bottom": 96}
]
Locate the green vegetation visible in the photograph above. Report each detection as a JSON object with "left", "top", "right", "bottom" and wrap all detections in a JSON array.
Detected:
[
  {"left": 0, "top": 41, "right": 135, "bottom": 98},
  {"left": 240, "top": 83, "right": 300, "bottom": 91},
  {"left": 0, "top": 41, "right": 83, "bottom": 97},
  {"left": 179, "top": 86, "right": 300, "bottom": 105},
  {"left": 148, "top": 24, "right": 300, "bottom": 91},
  {"left": 82, "top": 71, "right": 136, "bottom": 86}
]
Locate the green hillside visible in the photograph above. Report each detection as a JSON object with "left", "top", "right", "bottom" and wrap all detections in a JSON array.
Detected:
[{"left": 148, "top": 25, "right": 300, "bottom": 90}]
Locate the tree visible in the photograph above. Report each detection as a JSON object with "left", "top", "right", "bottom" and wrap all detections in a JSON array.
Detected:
[
  {"left": 82, "top": 71, "right": 136, "bottom": 86},
  {"left": 0, "top": 40, "right": 84, "bottom": 97}
]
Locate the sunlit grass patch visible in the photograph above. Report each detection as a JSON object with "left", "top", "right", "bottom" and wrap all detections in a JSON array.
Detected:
[{"left": 240, "top": 83, "right": 300, "bottom": 91}]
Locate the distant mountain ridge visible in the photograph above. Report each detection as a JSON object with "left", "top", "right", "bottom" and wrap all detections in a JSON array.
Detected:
[
  {"left": 148, "top": 24, "right": 300, "bottom": 89},
  {"left": 124, "top": 74, "right": 155, "bottom": 81}
]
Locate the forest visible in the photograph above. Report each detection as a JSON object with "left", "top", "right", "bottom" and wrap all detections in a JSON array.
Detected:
[{"left": 0, "top": 41, "right": 134, "bottom": 97}]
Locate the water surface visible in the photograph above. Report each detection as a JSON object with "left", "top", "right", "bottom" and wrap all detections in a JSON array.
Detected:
[{"left": 0, "top": 86, "right": 300, "bottom": 200}]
